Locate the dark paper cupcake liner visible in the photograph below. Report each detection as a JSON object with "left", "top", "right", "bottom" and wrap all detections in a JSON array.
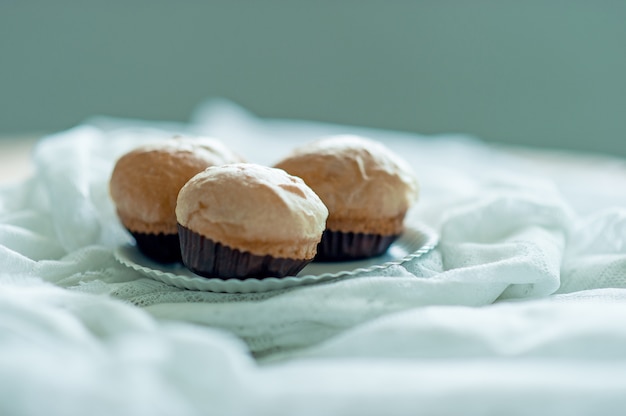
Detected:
[
  {"left": 178, "top": 224, "right": 311, "bottom": 279},
  {"left": 129, "top": 230, "right": 182, "bottom": 264},
  {"left": 314, "top": 229, "right": 399, "bottom": 262}
]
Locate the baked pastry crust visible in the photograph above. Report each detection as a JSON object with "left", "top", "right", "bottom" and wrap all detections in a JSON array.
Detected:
[
  {"left": 110, "top": 137, "right": 243, "bottom": 235},
  {"left": 274, "top": 135, "right": 419, "bottom": 236},
  {"left": 176, "top": 163, "right": 328, "bottom": 259}
]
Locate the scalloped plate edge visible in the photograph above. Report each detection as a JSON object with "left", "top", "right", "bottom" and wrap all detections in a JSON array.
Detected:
[{"left": 114, "top": 223, "right": 438, "bottom": 293}]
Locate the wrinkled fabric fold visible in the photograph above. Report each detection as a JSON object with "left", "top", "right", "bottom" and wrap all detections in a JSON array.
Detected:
[{"left": 1, "top": 100, "right": 626, "bottom": 415}]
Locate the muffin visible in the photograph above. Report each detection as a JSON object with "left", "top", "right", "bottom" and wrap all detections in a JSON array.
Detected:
[
  {"left": 274, "top": 135, "right": 419, "bottom": 261},
  {"left": 109, "top": 136, "right": 243, "bottom": 263},
  {"left": 175, "top": 163, "right": 328, "bottom": 279}
]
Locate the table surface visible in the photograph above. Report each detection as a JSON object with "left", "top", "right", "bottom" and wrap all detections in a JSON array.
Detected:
[{"left": 0, "top": 135, "right": 39, "bottom": 185}]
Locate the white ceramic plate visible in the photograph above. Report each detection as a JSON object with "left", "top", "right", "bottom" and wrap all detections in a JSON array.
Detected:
[{"left": 113, "top": 223, "right": 438, "bottom": 293}]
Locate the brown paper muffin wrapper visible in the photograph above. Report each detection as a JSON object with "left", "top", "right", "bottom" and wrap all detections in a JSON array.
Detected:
[
  {"left": 314, "top": 229, "right": 399, "bottom": 262},
  {"left": 178, "top": 224, "right": 312, "bottom": 279},
  {"left": 129, "top": 230, "right": 181, "bottom": 264}
]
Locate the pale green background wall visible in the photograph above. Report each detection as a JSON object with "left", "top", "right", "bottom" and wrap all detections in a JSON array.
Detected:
[{"left": 1, "top": 1, "right": 625, "bottom": 156}]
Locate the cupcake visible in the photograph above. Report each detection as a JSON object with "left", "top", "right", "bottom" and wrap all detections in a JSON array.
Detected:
[
  {"left": 175, "top": 163, "right": 328, "bottom": 279},
  {"left": 109, "top": 136, "right": 244, "bottom": 263},
  {"left": 274, "top": 135, "right": 419, "bottom": 261}
]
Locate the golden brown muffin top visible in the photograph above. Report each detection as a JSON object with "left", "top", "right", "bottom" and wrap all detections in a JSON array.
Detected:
[
  {"left": 176, "top": 163, "right": 328, "bottom": 259},
  {"left": 274, "top": 135, "right": 419, "bottom": 234},
  {"left": 109, "top": 137, "right": 244, "bottom": 234}
]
